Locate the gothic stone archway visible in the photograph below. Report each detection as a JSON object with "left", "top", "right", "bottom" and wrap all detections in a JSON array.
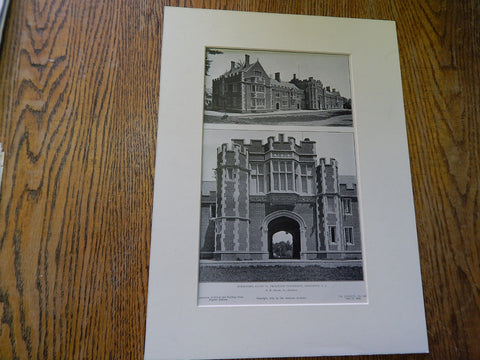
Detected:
[{"left": 261, "top": 211, "right": 307, "bottom": 260}]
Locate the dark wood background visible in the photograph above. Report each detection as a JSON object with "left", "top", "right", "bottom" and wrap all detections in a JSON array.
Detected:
[{"left": 0, "top": 0, "right": 479, "bottom": 359}]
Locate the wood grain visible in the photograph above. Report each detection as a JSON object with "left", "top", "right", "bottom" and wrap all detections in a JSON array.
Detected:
[{"left": 0, "top": 0, "right": 478, "bottom": 359}]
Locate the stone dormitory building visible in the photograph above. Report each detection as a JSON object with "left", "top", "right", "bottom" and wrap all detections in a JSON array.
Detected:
[
  {"left": 210, "top": 54, "right": 349, "bottom": 113},
  {"left": 200, "top": 134, "right": 362, "bottom": 261}
]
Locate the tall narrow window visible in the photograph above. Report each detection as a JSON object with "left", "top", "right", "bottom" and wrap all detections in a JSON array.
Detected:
[
  {"left": 295, "top": 163, "right": 300, "bottom": 192},
  {"left": 286, "top": 162, "right": 293, "bottom": 191},
  {"left": 344, "top": 227, "right": 354, "bottom": 245},
  {"left": 300, "top": 164, "right": 307, "bottom": 193},
  {"left": 257, "top": 165, "right": 264, "bottom": 193},
  {"left": 329, "top": 226, "right": 337, "bottom": 244},
  {"left": 250, "top": 164, "right": 265, "bottom": 194},
  {"left": 272, "top": 161, "right": 279, "bottom": 190},
  {"left": 279, "top": 161, "right": 286, "bottom": 190},
  {"left": 343, "top": 198, "right": 352, "bottom": 214}
]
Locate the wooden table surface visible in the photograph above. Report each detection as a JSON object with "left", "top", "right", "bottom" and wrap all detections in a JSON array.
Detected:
[{"left": 0, "top": 1, "right": 479, "bottom": 359}]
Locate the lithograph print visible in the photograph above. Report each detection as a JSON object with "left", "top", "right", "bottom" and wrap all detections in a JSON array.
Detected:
[{"left": 198, "top": 48, "right": 367, "bottom": 305}]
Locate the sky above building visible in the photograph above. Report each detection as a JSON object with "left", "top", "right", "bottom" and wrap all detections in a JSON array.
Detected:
[{"left": 205, "top": 48, "right": 352, "bottom": 99}]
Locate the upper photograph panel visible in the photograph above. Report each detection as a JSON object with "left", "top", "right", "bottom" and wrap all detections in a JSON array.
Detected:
[{"left": 204, "top": 48, "right": 352, "bottom": 126}]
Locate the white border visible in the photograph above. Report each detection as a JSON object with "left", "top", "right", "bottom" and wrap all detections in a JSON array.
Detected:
[{"left": 145, "top": 7, "right": 428, "bottom": 359}]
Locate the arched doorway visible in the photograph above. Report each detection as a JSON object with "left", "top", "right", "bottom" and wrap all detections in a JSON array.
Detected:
[
  {"left": 261, "top": 211, "right": 307, "bottom": 260},
  {"left": 268, "top": 217, "right": 300, "bottom": 259}
]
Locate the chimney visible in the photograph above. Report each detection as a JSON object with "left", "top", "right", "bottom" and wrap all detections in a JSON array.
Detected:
[
  {"left": 332, "top": 88, "right": 336, "bottom": 92},
  {"left": 275, "top": 72, "right": 280, "bottom": 82},
  {"left": 267, "top": 136, "right": 274, "bottom": 149},
  {"left": 326, "top": 86, "right": 331, "bottom": 92},
  {"left": 309, "top": 76, "right": 313, "bottom": 81},
  {"left": 231, "top": 61, "right": 235, "bottom": 71},
  {"left": 278, "top": 134, "right": 284, "bottom": 142},
  {"left": 245, "top": 54, "right": 250, "bottom": 65},
  {"left": 293, "top": 74, "right": 297, "bottom": 80}
]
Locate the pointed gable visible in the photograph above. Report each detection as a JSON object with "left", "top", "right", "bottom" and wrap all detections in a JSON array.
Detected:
[{"left": 243, "top": 60, "right": 269, "bottom": 79}]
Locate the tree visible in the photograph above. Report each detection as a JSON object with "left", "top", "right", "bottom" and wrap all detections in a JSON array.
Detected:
[
  {"left": 344, "top": 98, "right": 352, "bottom": 109},
  {"left": 205, "top": 49, "right": 223, "bottom": 76},
  {"left": 272, "top": 241, "right": 293, "bottom": 258}
]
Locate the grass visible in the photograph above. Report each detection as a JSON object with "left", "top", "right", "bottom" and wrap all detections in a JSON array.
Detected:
[
  {"left": 199, "top": 264, "right": 364, "bottom": 282},
  {"left": 204, "top": 109, "right": 352, "bottom": 126}
]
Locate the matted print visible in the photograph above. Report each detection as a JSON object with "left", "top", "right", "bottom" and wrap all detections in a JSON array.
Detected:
[
  {"left": 145, "top": 9, "right": 428, "bottom": 359},
  {"left": 198, "top": 48, "right": 366, "bottom": 306}
]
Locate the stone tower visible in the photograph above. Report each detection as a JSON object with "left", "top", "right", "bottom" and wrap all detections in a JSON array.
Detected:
[
  {"left": 214, "top": 141, "right": 250, "bottom": 260},
  {"left": 317, "top": 158, "right": 344, "bottom": 258}
]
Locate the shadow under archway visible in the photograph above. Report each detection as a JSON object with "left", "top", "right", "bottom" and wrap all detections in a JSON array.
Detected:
[{"left": 267, "top": 216, "right": 301, "bottom": 259}]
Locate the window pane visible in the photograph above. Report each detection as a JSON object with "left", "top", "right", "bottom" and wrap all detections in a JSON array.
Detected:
[
  {"left": 274, "top": 174, "right": 279, "bottom": 190},
  {"left": 344, "top": 228, "right": 353, "bottom": 244},
  {"left": 287, "top": 175, "right": 293, "bottom": 190},
  {"left": 280, "top": 173, "right": 286, "bottom": 190},
  {"left": 330, "top": 226, "right": 336, "bottom": 243}
]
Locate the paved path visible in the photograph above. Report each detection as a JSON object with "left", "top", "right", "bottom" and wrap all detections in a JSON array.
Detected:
[{"left": 204, "top": 109, "right": 353, "bottom": 127}]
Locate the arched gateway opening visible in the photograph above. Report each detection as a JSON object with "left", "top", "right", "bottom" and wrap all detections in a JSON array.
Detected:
[
  {"left": 261, "top": 210, "right": 307, "bottom": 260},
  {"left": 268, "top": 217, "right": 300, "bottom": 259}
]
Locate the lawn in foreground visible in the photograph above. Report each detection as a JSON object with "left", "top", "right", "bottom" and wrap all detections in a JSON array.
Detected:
[{"left": 199, "top": 264, "right": 364, "bottom": 282}]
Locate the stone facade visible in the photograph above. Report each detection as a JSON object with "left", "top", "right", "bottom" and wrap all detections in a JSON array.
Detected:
[
  {"left": 211, "top": 54, "right": 348, "bottom": 113},
  {"left": 200, "top": 134, "right": 362, "bottom": 261}
]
